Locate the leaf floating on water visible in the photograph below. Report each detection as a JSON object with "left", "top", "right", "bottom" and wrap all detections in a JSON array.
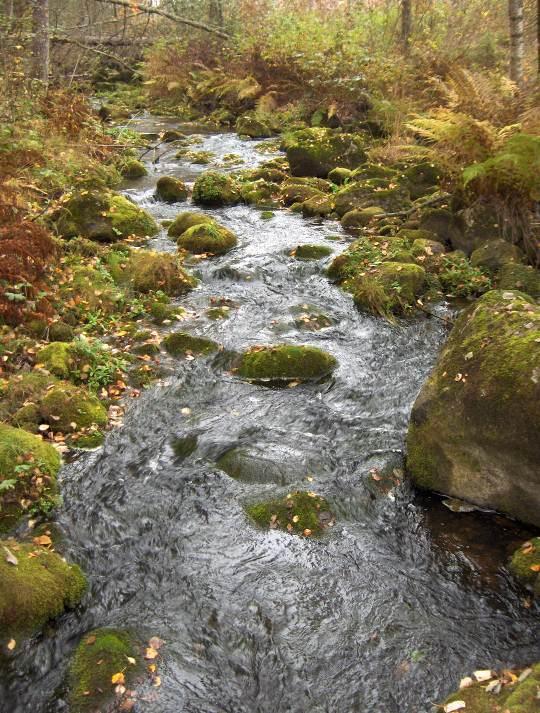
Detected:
[
  {"left": 148, "top": 636, "right": 164, "bottom": 650},
  {"left": 443, "top": 702, "right": 466, "bottom": 712},
  {"left": 180, "top": 407, "right": 191, "bottom": 415},
  {"left": 153, "top": 676, "right": 162, "bottom": 687},
  {"left": 145, "top": 647, "right": 159, "bottom": 660},
  {"left": 473, "top": 670, "right": 493, "bottom": 682},
  {"left": 3, "top": 546, "right": 18, "bottom": 566}
]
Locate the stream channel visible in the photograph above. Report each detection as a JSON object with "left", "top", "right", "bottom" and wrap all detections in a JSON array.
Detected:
[{"left": 2, "top": 118, "right": 539, "bottom": 713}]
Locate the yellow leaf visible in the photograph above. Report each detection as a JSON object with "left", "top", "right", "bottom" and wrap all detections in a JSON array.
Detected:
[
  {"left": 145, "top": 647, "right": 159, "bottom": 660},
  {"left": 7, "top": 639, "right": 16, "bottom": 651},
  {"left": 530, "top": 564, "right": 540, "bottom": 572},
  {"left": 111, "top": 672, "right": 125, "bottom": 685},
  {"left": 33, "top": 535, "right": 52, "bottom": 546}
]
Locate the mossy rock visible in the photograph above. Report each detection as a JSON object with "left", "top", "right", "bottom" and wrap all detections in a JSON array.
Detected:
[
  {"left": 63, "top": 237, "right": 106, "bottom": 257},
  {"left": 328, "top": 167, "right": 353, "bottom": 185},
  {"left": 192, "top": 171, "right": 241, "bottom": 207},
  {"left": 292, "top": 306, "right": 333, "bottom": 331},
  {"left": 341, "top": 207, "right": 384, "bottom": 231},
  {"left": 418, "top": 208, "right": 464, "bottom": 249},
  {"left": 396, "top": 228, "right": 438, "bottom": 244},
  {"left": 347, "top": 262, "right": 426, "bottom": 317},
  {"left": 120, "top": 159, "right": 147, "bottom": 179},
  {"left": 401, "top": 161, "right": 442, "bottom": 199},
  {"left": 54, "top": 191, "right": 158, "bottom": 241},
  {"left": 443, "top": 664, "right": 540, "bottom": 713},
  {"left": 496, "top": 263, "right": 540, "bottom": 300},
  {"left": 120, "top": 250, "right": 197, "bottom": 295},
  {"left": 457, "top": 200, "right": 503, "bottom": 254},
  {"left": 147, "top": 299, "right": 183, "bottom": 325},
  {"left": 236, "top": 344, "right": 337, "bottom": 382},
  {"left": 286, "top": 176, "right": 333, "bottom": 193},
  {"left": 37, "top": 341, "right": 74, "bottom": 378},
  {"left": 206, "top": 306, "right": 230, "bottom": 320},
  {"left": 350, "top": 164, "right": 398, "bottom": 181},
  {"left": 407, "top": 290, "right": 540, "bottom": 526},
  {"left": 470, "top": 239, "right": 525, "bottom": 273},
  {"left": 217, "top": 447, "right": 295, "bottom": 485},
  {"left": 246, "top": 491, "right": 334, "bottom": 536},
  {"left": 236, "top": 115, "right": 272, "bottom": 138},
  {"left": 61, "top": 266, "right": 124, "bottom": 317},
  {"left": 0, "top": 372, "right": 53, "bottom": 424},
  {"left": 163, "top": 332, "right": 219, "bottom": 358},
  {"left": 155, "top": 176, "right": 189, "bottom": 203},
  {"left": 509, "top": 538, "right": 540, "bottom": 593},
  {"left": 0, "top": 539, "right": 86, "bottom": 640},
  {"left": 301, "top": 195, "right": 334, "bottom": 217},
  {"left": 250, "top": 167, "right": 288, "bottom": 184},
  {"left": 334, "top": 182, "right": 411, "bottom": 217},
  {"left": 162, "top": 129, "right": 185, "bottom": 142},
  {"left": 49, "top": 321, "right": 75, "bottom": 342},
  {"left": 168, "top": 211, "right": 214, "bottom": 238},
  {"left": 280, "top": 182, "right": 324, "bottom": 206},
  {"left": 282, "top": 127, "right": 367, "bottom": 178},
  {"left": 410, "top": 238, "right": 447, "bottom": 266},
  {"left": 290, "top": 244, "right": 332, "bottom": 260},
  {"left": 0, "top": 425, "right": 61, "bottom": 532},
  {"left": 68, "top": 628, "right": 140, "bottom": 713},
  {"left": 40, "top": 383, "right": 108, "bottom": 432},
  {"left": 240, "top": 180, "right": 279, "bottom": 208},
  {"left": 178, "top": 222, "right": 238, "bottom": 255}
]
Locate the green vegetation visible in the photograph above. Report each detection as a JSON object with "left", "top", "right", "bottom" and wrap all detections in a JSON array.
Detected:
[
  {"left": 246, "top": 491, "right": 334, "bottom": 536},
  {"left": 236, "top": 344, "right": 337, "bottom": 382},
  {"left": 155, "top": 176, "right": 189, "bottom": 202},
  {"left": 163, "top": 332, "right": 219, "bottom": 357},
  {"left": 192, "top": 171, "right": 241, "bottom": 206},
  {"left": 290, "top": 245, "right": 332, "bottom": 260},
  {"left": 444, "top": 665, "right": 540, "bottom": 713},
  {"left": 168, "top": 211, "right": 215, "bottom": 238},
  {"left": 178, "top": 221, "right": 238, "bottom": 255},
  {"left": 509, "top": 538, "right": 540, "bottom": 595}
]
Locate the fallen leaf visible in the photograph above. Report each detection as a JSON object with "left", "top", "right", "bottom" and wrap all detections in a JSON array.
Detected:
[
  {"left": 303, "top": 529, "right": 312, "bottom": 537},
  {"left": 529, "top": 564, "right": 540, "bottom": 572},
  {"left": 148, "top": 636, "right": 164, "bottom": 650},
  {"left": 3, "top": 546, "right": 18, "bottom": 566},
  {"left": 111, "top": 672, "right": 125, "bottom": 685},
  {"left": 443, "top": 702, "right": 466, "bottom": 712},
  {"left": 459, "top": 677, "right": 473, "bottom": 689},
  {"left": 153, "top": 676, "right": 161, "bottom": 688},
  {"left": 126, "top": 656, "right": 136, "bottom": 665},
  {"left": 473, "top": 670, "right": 493, "bottom": 682},
  {"left": 33, "top": 535, "right": 52, "bottom": 546},
  {"left": 7, "top": 639, "right": 16, "bottom": 651},
  {"left": 115, "top": 684, "right": 126, "bottom": 696},
  {"left": 145, "top": 647, "right": 159, "bottom": 660}
]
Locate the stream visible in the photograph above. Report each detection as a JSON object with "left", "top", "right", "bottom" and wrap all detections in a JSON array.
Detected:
[{"left": 2, "top": 118, "right": 539, "bottom": 713}]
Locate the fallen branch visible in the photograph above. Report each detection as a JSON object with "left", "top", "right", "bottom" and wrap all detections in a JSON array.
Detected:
[
  {"left": 54, "top": 36, "right": 152, "bottom": 47},
  {"left": 92, "top": 0, "right": 230, "bottom": 39},
  {"left": 51, "top": 36, "right": 140, "bottom": 75}
]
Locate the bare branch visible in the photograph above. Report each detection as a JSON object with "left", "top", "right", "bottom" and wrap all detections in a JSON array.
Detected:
[{"left": 51, "top": 36, "right": 140, "bottom": 75}]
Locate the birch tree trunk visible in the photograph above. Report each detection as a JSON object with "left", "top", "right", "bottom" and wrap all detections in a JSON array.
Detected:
[
  {"left": 508, "top": 0, "right": 524, "bottom": 85},
  {"left": 31, "top": 0, "right": 49, "bottom": 84},
  {"left": 401, "top": 0, "right": 412, "bottom": 53}
]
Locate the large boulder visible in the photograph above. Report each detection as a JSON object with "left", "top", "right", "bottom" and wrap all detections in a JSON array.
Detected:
[
  {"left": 155, "top": 176, "right": 189, "bottom": 203},
  {"left": 334, "top": 181, "right": 411, "bottom": 217},
  {"left": 236, "top": 344, "right": 337, "bottom": 383},
  {"left": 283, "top": 128, "right": 367, "bottom": 178},
  {"left": 178, "top": 221, "right": 237, "bottom": 255},
  {"left": 407, "top": 290, "right": 540, "bottom": 526},
  {"left": 0, "top": 539, "right": 86, "bottom": 640},
  {"left": 168, "top": 211, "right": 214, "bottom": 238},
  {"left": 54, "top": 191, "right": 158, "bottom": 241},
  {"left": 236, "top": 115, "right": 272, "bottom": 138}
]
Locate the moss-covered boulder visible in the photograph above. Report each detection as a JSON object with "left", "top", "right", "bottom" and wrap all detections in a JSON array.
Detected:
[
  {"left": 192, "top": 171, "right": 241, "bottom": 207},
  {"left": 443, "top": 664, "right": 540, "bottom": 713},
  {"left": 178, "top": 221, "right": 238, "bottom": 255},
  {"left": 40, "top": 383, "right": 108, "bottom": 433},
  {"left": 283, "top": 127, "right": 367, "bottom": 177},
  {"left": 162, "top": 129, "right": 185, "bottom": 143},
  {"left": 457, "top": 200, "right": 504, "bottom": 254},
  {"left": 236, "top": 345, "right": 337, "bottom": 382},
  {"left": 334, "top": 182, "right": 411, "bottom": 217},
  {"left": 54, "top": 191, "right": 158, "bottom": 241},
  {"left": 350, "top": 164, "right": 398, "bottom": 181},
  {"left": 509, "top": 539, "right": 540, "bottom": 595},
  {"left": 120, "top": 250, "right": 197, "bottom": 295},
  {"left": 290, "top": 244, "right": 332, "bottom": 260},
  {"left": 168, "top": 211, "right": 214, "bottom": 238},
  {"left": 119, "top": 159, "right": 147, "bottom": 179},
  {"left": 61, "top": 265, "right": 124, "bottom": 318},
  {"left": 246, "top": 491, "right": 334, "bottom": 536},
  {"left": 68, "top": 628, "right": 140, "bottom": 713},
  {"left": 418, "top": 208, "right": 464, "bottom": 249},
  {"left": 410, "top": 238, "right": 447, "bottom": 267},
  {"left": 470, "top": 238, "right": 525, "bottom": 273},
  {"left": 401, "top": 161, "right": 442, "bottom": 199},
  {"left": 163, "top": 332, "right": 219, "bottom": 358},
  {"left": 328, "top": 167, "right": 353, "bottom": 185},
  {"left": 347, "top": 262, "right": 426, "bottom": 317},
  {"left": 250, "top": 167, "right": 288, "bottom": 184},
  {"left": 341, "top": 206, "right": 384, "bottom": 231},
  {"left": 496, "top": 263, "right": 540, "bottom": 299},
  {"left": 240, "top": 180, "right": 279, "bottom": 208},
  {"left": 407, "top": 290, "right": 540, "bottom": 526},
  {"left": 236, "top": 115, "right": 272, "bottom": 138},
  {"left": 155, "top": 176, "right": 189, "bottom": 203},
  {"left": 301, "top": 194, "right": 334, "bottom": 217},
  {"left": 37, "top": 341, "right": 73, "bottom": 378},
  {"left": 280, "top": 182, "right": 324, "bottom": 206},
  {"left": 0, "top": 539, "right": 86, "bottom": 640},
  {"left": 0, "top": 425, "right": 61, "bottom": 531}
]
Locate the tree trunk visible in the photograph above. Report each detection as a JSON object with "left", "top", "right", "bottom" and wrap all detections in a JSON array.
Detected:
[
  {"left": 31, "top": 0, "right": 49, "bottom": 84},
  {"left": 537, "top": 0, "right": 540, "bottom": 76},
  {"left": 508, "top": 0, "right": 524, "bottom": 85},
  {"left": 401, "top": 0, "right": 412, "bottom": 53},
  {"left": 208, "top": 0, "right": 223, "bottom": 29}
]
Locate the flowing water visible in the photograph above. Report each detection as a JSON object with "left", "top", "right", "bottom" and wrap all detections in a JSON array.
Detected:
[{"left": 2, "top": 118, "right": 539, "bottom": 713}]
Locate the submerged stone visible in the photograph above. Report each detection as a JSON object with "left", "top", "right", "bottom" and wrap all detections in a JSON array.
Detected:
[
  {"left": 246, "top": 490, "right": 334, "bottom": 536},
  {"left": 155, "top": 176, "right": 189, "bottom": 203},
  {"left": 0, "top": 539, "right": 86, "bottom": 639},
  {"left": 217, "top": 447, "right": 295, "bottom": 485},
  {"left": 163, "top": 332, "right": 219, "bottom": 357},
  {"left": 178, "top": 222, "right": 238, "bottom": 255},
  {"left": 407, "top": 290, "right": 540, "bottom": 526},
  {"left": 236, "top": 344, "right": 337, "bottom": 382},
  {"left": 68, "top": 628, "right": 140, "bottom": 713},
  {"left": 168, "top": 211, "right": 214, "bottom": 238},
  {"left": 283, "top": 127, "right": 367, "bottom": 178}
]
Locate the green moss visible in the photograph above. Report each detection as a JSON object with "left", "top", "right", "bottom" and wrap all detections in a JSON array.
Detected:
[
  {"left": 246, "top": 490, "right": 334, "bottom": 536},
  {"left": 293, "top": 310, "right": 333, "bottom": 331},
  {"left": 206, "top": 306, "right": 230, "bottom": 320},
  {"left": 347, "top": 262, "right": 426, "bottom": 317},
  {"left": 334, "top": 181, "right": 411, "bottom": 217},
  {"left": 68, "top": 628, "right": 140, "bottom": 713},
  {"left": 402, "top": 161, "right": 442, "bottom": 199},
  {"left": 162, "top": 129, "right": 185, "bottom": 142},
  {"left": 328, "top": 167, "right": 353, "bottom": 184},
  {"left": 192, "top": 171, "right": 241, "bottom": 206},
  {"left": 236, "top": 344, "right": 337, "bottom": 382},
  {"left": 155, "top": 176, "right": 189, "bottom": 203},
  {"left": 37, "top": 341, "right": 73, "bottom": 378},
  {"left": 236, "top": 115, "right": 272, "bottom": 138},
  {"left": 282, "top": 127, "right": 367, "bottom": 177},
  {"left": 167, "top": 211, "right": 214, "bottom": 238},
  {"left": 396, "top": 228, "right": 438, "bottom": 243},
  {"left": 40, "top": 383, "right": 108, "bottom": 432},
  {"left": 509, "top": 538, "right": 540, "bottom": 590},
  {"left": 291, "top": 244, "right": 332, "bottom": 260},
  {"left": 72, "top": 431, "right": 105, "bottom": 449},
  {"left": 261, "top": 210, "right": 275, "bottom": 220},
  {"left": 108, "top": 194, "right": 159, "bottom": 238},
  {"left": 350, "top": 164, "right": 398, "bottom": 181},
  {"left": 280, "top": 182, "right": 324, "bottom": 206},
  {"left": 163, "top": 332, "right": 219, "bottom": 357},
  {"left": 119, "top": 159, "right": 147, "bottom": 179},
  {"left": 250, "top": 167, "right": 288, "bottom": 184},
  {"left": 407, "top": 290, "right": 540, "bottom": 526},
  {"left": 178, "top": 222, "right": 238, "bottom": 255},
  {"left": 0, "top": 539, "right": 86, "bottom": 640},
  {"left": 470, "top": 239, "right": 525, "bottom": 273},
  {"left": 63, "top": 265, "right": 124, "bottom": 317},
  {"left": 148, "top": 299, "right": 183, "bottom": 324},
  {"left": 418, "top": 208, "right": 464, "bottom": 247},
  {"left": 0, "top": 425, "right": 61, "bottom": 532},
  {"left": 436, "top": 252, "right": 492, "bottom": 297},
  {"left": 240, "top": 180, "right": 279, "bottom": 207},
  {"left": 48, "top": 321, "right": 75, "bottom": 342},
  {"left": 301, "top": 194, "right": 334, "bottom": 217},
  {"left": 0, "top": 372, "right": 54, "bottom": 423},
  {"left": 341, "top": 207, "right": 384, "bottom": 231},
  {"left": 121, "top": 250, "right": 198, "bottom": 295},
  {"left": 496, "top": 263, "right": 540, "bottom": 299}
]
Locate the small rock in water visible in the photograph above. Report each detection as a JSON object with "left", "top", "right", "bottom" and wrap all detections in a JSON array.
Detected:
[{"left": 442, "top": 498, "right": 480, "bottom": 513}]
